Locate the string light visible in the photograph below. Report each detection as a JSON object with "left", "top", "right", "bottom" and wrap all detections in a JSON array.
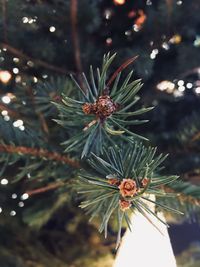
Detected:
[
  {"left": 2, "top": 95, "right": 11, "bottom": 104},
  {"left": 178, "top": 86, "right": 185, "bottom": 92},
  {"left": 1, "top": 110, "right": 8, "bottom": 116},
  {"left": 150, "top": 49, "right": 159, "bottom": 59},
  {"left": 4, "top": 115, "right": 10, "bottom": 121},
  {"left": 195, "top": 87, "right": 200, "bottom": 94},
  {"left": 18, "top": 201, "right": 24, "bottom": 207},
  {"left": 169, "top": 34, "right": 182, "bottom": 44},
  {"left": 10, "top": 210, "right": 16, "bottom": 216},
  {"left": 13, "top": 119, "right": 23, "bottom": 128},
  {"left": 13, "top": 68, "right": 19, "bottom": 74},
  {"left": 194, "top": 36, "right": 200, "bottom": 47},
  {"left": 27, "top": 61, "right": 34, "bottom": 67},
  {"left": 186, "top": 83, "right": 193, "bottom": 89},
  {"left": 177, "top": 0, "right": 182, "bottom": 5},
  {"left": 0, "top": 207, "right": 2, "bottom": 213},
  {"left": 13, "top": 57, "right": 19, "bottom": 63},
  {"left": 146, "top": 0, "right": 152, "bottom": 5},
  {"left": 177, "top": 80, "right": 184, "bottom": 86},
  {"left": 49, "top": 26, "right": 56, "bottom": 32},
  {"left": 113, "top": 0, "right": 126, "bottom": 5},
  {"left": 157, "top": 80, "right": 175, "bottom": 93},
  {"left": 162, "top": 42, "right": 170, "bottom": 50},
  {"left": 0, "top": 70, "right": 12, "bottom": 84},
  {"left": 21, "top": 193, "right": 29, "bottom": 200},
  {"left": 104, "top": 9, "right": 113, "bottom": 20},
  {"left": 12, "top": 193, "right": 18, "bottom": 199},
  {"left": 106, "top": 37, "right": 112, "bottom": 46},
  {"left": 1, "top": 178, "right": 8, "bottom": 185}
]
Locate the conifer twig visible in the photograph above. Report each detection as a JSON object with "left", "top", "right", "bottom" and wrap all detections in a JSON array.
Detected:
[
  {"left": 26, "top": 181, "right": 65, "bottom": 196},
  {"left": 0, "top": 43, "right": 71, "bottom": 75},
  {"left": 0, "top": 144, "right": 80, "bottom": 168}
]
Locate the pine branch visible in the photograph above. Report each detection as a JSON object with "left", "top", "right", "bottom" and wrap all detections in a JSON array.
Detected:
[
  {"left": 26, "top": 181, "right": 65, "bottom": 196},
  {"left": 0, "top": 43, "right": 71, "bottom": 75},
  {"left": 0, "top": 144, "right": 80, "bottom": 168}
]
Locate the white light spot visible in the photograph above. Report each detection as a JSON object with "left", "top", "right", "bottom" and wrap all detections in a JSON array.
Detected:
[
  {"left": 28, "top": 19, "right": 34, "bottom": 24},
  {"left": 186, "top": 82, "right": 193, "bottom": 89},
  {"left": 1, "top": 110, "right": 8, "bottom": 116},
  {"left": 177, "top": 80, "right": 184, "bottom": 86},
  {"left": 12, "top": 193, "right": 18, "bottom": 199},
  {"left": 13, "top": 68, "right": 19, "bottom": 74},
  {"left": 49, "top": 26, "right": 56, "bottom": 32},
  {"left": 22, "top": 17, "right": 29, "bottom": 23},
  {"left": 146, "top": 0, "right": 152, "bottom": 5},
  {"left": 18, "top": 201, "right": 24, "bottom": 207},
  {"left": 1, "top": 178, "right": 8, "bottom": 185},
  {"left": 177, "top": 0, "right": 182, "bottom": 5},
  {"left": 42, "top": 74, "right": 48, "bottom": 79},
  {"left": 33, "top": 77, "right": 38, "bottom": 83},
  {"left": 0, "top": 207, "right": 2, "bottom": 213},
  {"left": 4, "top": 115, "right": 10, "bottom": 121},
  {"left": 10, "top": 210, "right": 16, "bottom": 216},
  {"left": 13, "top": 57, "right": 19, "bottom": 63},
  {"left": 21, "top": 193, "right": 29, "bottom": 200},
  {"left": 195, "top": 87, "right": 200, "bottom": 94},
  {"left": 125, "top": 30, "right": 132, "bottom": 36},
  {"left": 157, "top": 80, "right": 175, "bottom": 92},
  {"left": 178, "top": 86, "right": 185, "bottom": 92},
  {"left": 19, "top": 125, "right": 25, "bottom": 131},
  {"left": 2, "top": 95, "right": 11, "bottom": 104},
  {"left": 150, "top": 49, "right": 159, "bottom": 59},
  {"left": 162, "top": 42, "right": 170, "bottom": 50},
  {"left": 15, "top": 75, "right": 22, "bottom": 83},
  {"left": 27, "top": 61, "right": 34, "bottom": 67},
  {"left": 173, "top": 90, "right": 184, "bottom": 97},
  {"left": 133, "top": 24, "right": 140, "bottom": 32},
  {"left": 13, "top": 119, "right": 23, "bottom": 128}
]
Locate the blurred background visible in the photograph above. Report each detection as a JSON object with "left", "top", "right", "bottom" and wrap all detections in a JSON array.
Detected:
[{"left": 0, "top": 0, "right": 200, "bottom": 266}]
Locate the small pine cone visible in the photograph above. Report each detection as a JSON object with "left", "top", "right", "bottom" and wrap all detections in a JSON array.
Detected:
[
  {"left": 118, "top": 178, "right": 137, "bottom": 197},
  {"left": 108, "top": 178, "right": 120, "bottom": 186},
  {"left": 82, "top": 103, "right": 93, "bottom": 114},
  {"left": 96, "top": 95, "right": 117, "bottom": 118},
  {"left": 119, "top": 199, "right": 131, "bottom": 211},
  {"left": 141, "top": 177, "right": 149, "bottom": 187}
]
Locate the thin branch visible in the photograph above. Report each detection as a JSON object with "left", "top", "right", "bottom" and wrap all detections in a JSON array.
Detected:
[
  {"left": 0, "top": 43, "right": 72, "bottom": 75},
  {"left": 0, "top": 144, "right": 80, "bottom": 169},
  {"left": 26, "top": 181, "right": 65, "bottom": 196},
  {"left": 70, "top": 0, "right": 85, "bottom": 91},
  {"left": 107, "top": 55, "right": 138, "bottom": 87}
]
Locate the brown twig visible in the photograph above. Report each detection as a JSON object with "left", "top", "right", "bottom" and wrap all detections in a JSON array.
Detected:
[
  {"left": 70, "top": 0, "right": 85, "bottom": 91},
  {"left": 0, "top": 144, "right": 80, "bottom": 168},
  {"left": 0, "top": 43, "right": 71, "bottom": 75},
  {"left": 107, "top": 55, "right": 138, "bottom": 87},
  {"left": 26, "top": 181, "right": 65, "bottom": 196}
]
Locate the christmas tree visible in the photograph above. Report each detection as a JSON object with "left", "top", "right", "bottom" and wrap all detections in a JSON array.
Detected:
[{"left": 0, "top": 0, "right": 200, "bottom": 266}]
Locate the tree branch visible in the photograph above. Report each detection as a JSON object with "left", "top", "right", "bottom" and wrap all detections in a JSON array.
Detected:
[
  {"left": 26, "top": 181, "right": 65, "bottom": 196},
  {"left": 0, "top": 43, "right": 72, "bottom": 75},
  {"left": 0, "top": 144, "right": 80, "bottom": 168}
]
